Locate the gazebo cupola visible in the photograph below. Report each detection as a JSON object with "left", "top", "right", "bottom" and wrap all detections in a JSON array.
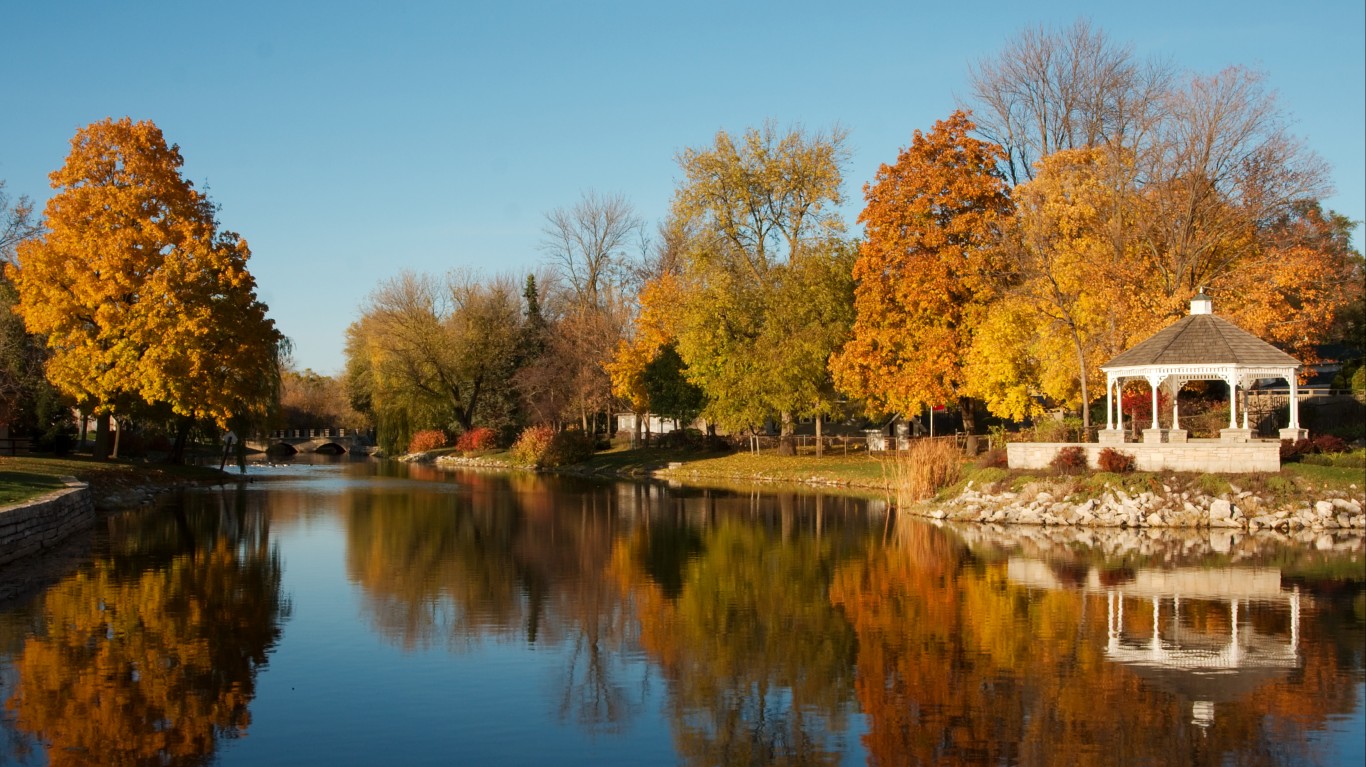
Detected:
[{"left": 1099, "top": 292, "right": 1305, "bottom": 445}]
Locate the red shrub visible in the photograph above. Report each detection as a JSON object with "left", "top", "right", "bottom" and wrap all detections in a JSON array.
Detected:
[
  {"left": 1280, "top": 438, "right": 1310, "bottom": 460},
  {"left": 511, "top": 426, "right": 595, "bottom": 467},
  {"left": 1096, "top": 447, "right": 1136, "bottom": 473},
  {"left": 407, "top": 429, "right": 449, "bottom": 454},
  {"left": 1050, "top": 445, "right": 1087, "bottom": 473},
  {"left": 1311, "top": 434, "right": 1348, "bottom": 454},
  {"left": 455, "top": 427, "right": 498, "bottom": 452},
  {"left": 975, "top": 448, "right": 1008, "bottom": 469}
]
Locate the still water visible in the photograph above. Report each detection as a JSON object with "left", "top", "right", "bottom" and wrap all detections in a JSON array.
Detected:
[{"left": 0, "top": 458, "right": 1362, "bottom": 766}]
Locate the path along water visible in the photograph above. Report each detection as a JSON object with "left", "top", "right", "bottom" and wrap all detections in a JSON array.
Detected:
[{"left": 0, "top": 457, "right": 1360, "bottom": 766}]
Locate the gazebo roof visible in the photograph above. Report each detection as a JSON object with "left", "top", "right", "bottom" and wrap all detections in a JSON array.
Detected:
[{"left": 1103, "top": 313, "right": 1300, "bottom": 370}]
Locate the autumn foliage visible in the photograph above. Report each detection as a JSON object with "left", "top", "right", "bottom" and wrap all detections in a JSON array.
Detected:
[
  {"left": 455, "top": 426, "right": 497, "bottom": 452},
  {"left": 407, "top": 429, "right": 449, "bottom": 454},
  {"left": 831, "top": 111, "right": 1013, "bottom": 418},
  {"left": 8, "top": 118, "right": 282, "bottom": 456}
]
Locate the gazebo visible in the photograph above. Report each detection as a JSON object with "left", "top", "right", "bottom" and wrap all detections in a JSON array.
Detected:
[{"left": 1099, "top": 292, "right": 1305, "bottom": 445}]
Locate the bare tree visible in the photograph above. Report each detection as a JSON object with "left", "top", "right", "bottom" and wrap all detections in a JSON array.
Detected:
[
  {"left": 541, "top": 191, "right": 643, "bottom": 312},
  {"left": 0, "top": 181, "right": 42, "bottom": 263},
  {"left": 966, "top": 18, "right": 1171, "bottom": 185}
]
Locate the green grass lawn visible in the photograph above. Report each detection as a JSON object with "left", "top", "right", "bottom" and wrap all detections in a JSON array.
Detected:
[
  {"left": 0, "top": 471, "right": 69, "bottom": 505},
  {"left": 0, "top": 455, "right": 232, "bottom": 506}
]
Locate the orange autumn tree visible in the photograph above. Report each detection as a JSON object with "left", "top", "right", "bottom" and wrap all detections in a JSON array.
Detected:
[
  {"left": 1218, "top": 201, "right": 1364, "bottom": 366},
  {"left": 9, "top": 118, "right": 283, "bottom": 460},
  {"left": 605, "top": 272, "right": 682, "bottom": 442},
  {"left": 831, "top": 111, "right": 1013, "bottom": 442}
]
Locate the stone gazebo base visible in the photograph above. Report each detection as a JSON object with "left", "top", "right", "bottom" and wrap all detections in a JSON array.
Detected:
[{"left": 1007, "top": 440, "right": 1282, "bottom": 474}]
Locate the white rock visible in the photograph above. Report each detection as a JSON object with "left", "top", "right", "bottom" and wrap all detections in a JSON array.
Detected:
[{"left": 1315, "top": 500, "right": 1336, "bottom": 516}]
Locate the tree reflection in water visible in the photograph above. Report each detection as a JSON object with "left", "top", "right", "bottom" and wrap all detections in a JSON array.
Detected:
[
  {"left": 3, "top": 488, "right": 288, "bottom": 767},
  {"left": 8, "top": 464, "right": 1352, "bottom": 766},
  {"left": 829, "top": 520, "right": 1364, "bottom": 767}
]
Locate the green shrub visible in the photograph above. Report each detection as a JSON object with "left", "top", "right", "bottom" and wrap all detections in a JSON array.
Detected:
[
  {"left": 1032, "top": 419, "right": 1069, "bottom": 442},
  {"left": 407, "top": 429, "right": 449, "bottom": 454},
  {"left": 1198, "top": 474, "right": 1231, "bottom": 497},
  {"left": 1301, "top": 450, "right": 1366, "bottom": 469}
]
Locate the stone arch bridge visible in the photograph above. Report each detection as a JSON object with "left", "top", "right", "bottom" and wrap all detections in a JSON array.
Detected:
[{"left": 247, "top": 428, "right": 377, "bottom": 456}]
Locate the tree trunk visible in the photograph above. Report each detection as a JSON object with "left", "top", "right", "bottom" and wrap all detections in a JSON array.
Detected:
[
  {"left": 110, "top": 416, "right": 121, "bottom": 460},
  {"left": 815, "top": 413, "right": 824, "bottom": 457},
  {"left": 169, "top": 417, "right": 193, "bottom": 464},
  {"left": 634, "top": 411, "right": 643, "bottom": 448},
  {"left": 776, "top": 411, "right": 796, "bottom": 456},
  {"left": 93, "top": 412, "right": 112, "bottom": 460},
  {"left": 958, "top": 396, "right": 980, "bottom": 455},
  {"left": 1070, "top": 325, "right": 1091, "bottom": 429}
]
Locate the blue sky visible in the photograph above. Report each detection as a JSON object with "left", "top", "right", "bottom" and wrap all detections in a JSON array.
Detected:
[{"left": 2, "top": 1, "right": 1362, "bottom": 375}]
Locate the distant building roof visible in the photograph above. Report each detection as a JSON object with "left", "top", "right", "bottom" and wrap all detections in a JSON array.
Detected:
[{"left": 1104, "top": 313, "right": 1300, "bottom": 370}]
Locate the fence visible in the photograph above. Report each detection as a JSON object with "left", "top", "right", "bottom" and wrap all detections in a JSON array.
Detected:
[{"left": 728, "top": 432, "right": 968, "bottom": 456}]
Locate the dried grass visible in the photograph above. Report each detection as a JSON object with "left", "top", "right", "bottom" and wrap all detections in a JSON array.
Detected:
[{"left": 882, "top": 438, "right": 962, "bottom": 508}]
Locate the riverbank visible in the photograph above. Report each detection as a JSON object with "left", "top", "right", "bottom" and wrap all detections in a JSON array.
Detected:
[
  {"left": 430, "top": 445, "right": 1366, "bottom": 533},
  {"left": 0, "top": 455, "right": 242, "bottom": 509}
]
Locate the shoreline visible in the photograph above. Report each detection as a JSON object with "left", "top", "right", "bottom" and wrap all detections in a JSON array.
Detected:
[{"left": 431, "top": 450, "right": 1366, "bottom": 535}]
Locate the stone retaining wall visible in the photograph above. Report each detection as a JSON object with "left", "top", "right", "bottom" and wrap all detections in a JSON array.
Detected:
[
  {"left": 0, "top": 479, "right": 96, "bottom": 567},
  {"left": 1007, "top": 441, "right": 1282, "bottom": 473}
]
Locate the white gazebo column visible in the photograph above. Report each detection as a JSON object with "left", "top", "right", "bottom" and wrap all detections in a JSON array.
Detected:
[
  {"left": 1168, "top": 378, "right": 1187, "bottom": 443},
  {"left": 1100, "top": 374, "right": 1125, "bottom": 444},
  {"left": 1106, "top": 373, "right": 1114, "bottom": 430},
  {"left": 1241, "top": 375, "right": 1251, "bottom": 431},
  {"left": 1143, "top": 375, "right": 1166, "bottom": 444},
  {"left": 1227, "top": 376, "right": 1238, "bottom": 429},
  {"left": 1221, "top": 373, "right": 1252, "bottom": 442},
  {"left": 1279, "top": 369, "right": 1308, "bottom": 441}
]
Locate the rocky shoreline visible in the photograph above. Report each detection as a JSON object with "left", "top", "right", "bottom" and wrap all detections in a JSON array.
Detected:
[{"left": 923, "top": 479, "right": 1364, "bottom": 536}]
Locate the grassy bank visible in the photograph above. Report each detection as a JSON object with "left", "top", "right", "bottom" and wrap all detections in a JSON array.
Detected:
[
  {"left": 0, "top": 455, "right": 234, "bottom": 506},
  {"left": 554, "top": 446, "right": 1365, "bottom": 512}
]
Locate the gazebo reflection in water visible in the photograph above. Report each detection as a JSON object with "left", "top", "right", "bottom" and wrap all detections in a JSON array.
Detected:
[{"left": 1008, "top": 560, "right": 1302, "bottom": 727}]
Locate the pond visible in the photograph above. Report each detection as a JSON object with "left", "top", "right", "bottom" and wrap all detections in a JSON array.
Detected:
[{"left": 0, "top": 458, "right": 1361, "bottom": 766}]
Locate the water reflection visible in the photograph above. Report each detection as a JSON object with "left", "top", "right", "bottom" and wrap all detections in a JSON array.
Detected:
[
  {"left": 828, "top": 520, "right": 1362, "bottom": 766},
  {"left": 0, "top": 462, "right": 1359, "bottom": 766},
  {"left": 0, "top": 489, "right": 288, "bottom": 766}
]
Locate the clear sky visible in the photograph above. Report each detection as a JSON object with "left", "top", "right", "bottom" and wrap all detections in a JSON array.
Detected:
[{"left": 2, "top": 1, "right": 1362, "bottom": 375}]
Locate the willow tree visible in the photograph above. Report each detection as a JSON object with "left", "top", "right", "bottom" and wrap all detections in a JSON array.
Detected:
[
  {"left": 670, "top": 122, "right": 852, "bottom": 453},
  {"left": 9, "top": 118, "right": 283, "bottom": 460},
  {"left": 831, "top": 111, "right": 1013, "bottom": 447},
  {"left": 346, "top": 270, "right": 522, "bottom": 453}
]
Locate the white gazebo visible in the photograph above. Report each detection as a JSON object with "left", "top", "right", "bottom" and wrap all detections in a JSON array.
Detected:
[{"left": 1099, "top": 292, "right": 1305, "bottom": 445}]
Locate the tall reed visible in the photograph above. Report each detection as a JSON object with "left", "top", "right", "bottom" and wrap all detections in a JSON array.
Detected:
[{"left": 882, "top": 438, "right": 962, "bottom": 509}]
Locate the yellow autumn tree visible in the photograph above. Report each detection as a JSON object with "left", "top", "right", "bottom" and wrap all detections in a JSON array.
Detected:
[
  {"left": 965, "top": 147, "right": 1133, "bottom": 424},
  {"left": 8, "top": 118, "right": 283, "bottom": 459},
  {"left": 669, "top": 122, "right": 853, "bottom": 452}
]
